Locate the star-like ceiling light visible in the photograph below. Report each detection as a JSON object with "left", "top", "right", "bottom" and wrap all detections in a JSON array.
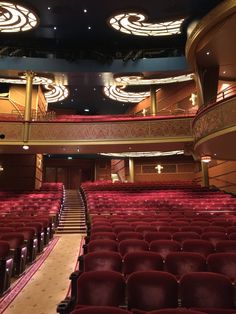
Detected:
[
  {"left": 0, "top": 2, "right": 39, "bottom": 32},
  {"left": 109, "top": 12, "right": 184, "bottom": 36},
  {"left": 44, "top": 84, "right": 69, "bottom": 103},
  {"left": 100, "top": 150, "right": 184, "bottom": 158},
  {"left": 104, "top": 85, "right": 150, "bottom": 103},
  {"left": 114, "top": 74, "right": 193, "bottom": 85}
]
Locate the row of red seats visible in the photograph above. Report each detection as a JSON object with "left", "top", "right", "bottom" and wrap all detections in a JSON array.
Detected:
[{"left": 58, "top": 269, "right": 236, "bottom": 314}]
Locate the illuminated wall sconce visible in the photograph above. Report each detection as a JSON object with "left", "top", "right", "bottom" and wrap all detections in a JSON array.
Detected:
[
  {"left": 201, "top": 156, "right": 211, "bottom": 163},
  {"left": 0, "top": 165, "right": 4, "bottom": 171},
  {"left": 155, "top": 164, "right": 163, "bottom": 174}
]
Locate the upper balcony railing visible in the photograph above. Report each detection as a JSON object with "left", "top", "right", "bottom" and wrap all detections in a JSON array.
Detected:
[{"left": 197, "top": 85, "right": 236, "bottom": 115}]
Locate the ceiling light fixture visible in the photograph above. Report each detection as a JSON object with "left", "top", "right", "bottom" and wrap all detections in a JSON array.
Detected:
[
  {"left": 100, "top": 150, "right": 184, "bottom": 158},
  {"left": 109, "top": 12, "right": 184, "bottom": 36},
  {"left": 0, "top": 75, "right": 53, "bottom": 85},
  {"left": 84, "top": 108, "right": 90, "bottom": 112},
  {"left": 22, "top": 145, "right": 29, "bottom": 150},
  {"left": 104, "top": 85, "right": 150, "bottom": 103},
  {"left": 0, "top": 165, "right": 3, "bottom": 171},
  {"left": 114, "top": 74, "right": 193, "bottom": 86},
  {"left": 0, "top": 2, "right": 39, "bottom": 32},
  {"left": 44, "top": 84, "right": 69, "bottom": 103}
]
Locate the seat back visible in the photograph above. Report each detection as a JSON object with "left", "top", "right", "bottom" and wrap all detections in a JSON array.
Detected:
[
  {"left": 150, "top": 240, "right": 181, "bottom": 259},
  {"left": 180, "top": 272, "right": 234, "bottom": 308},
  {"left": 83, "top": 251, "right": 122, "bottom": 272},
  {"left": 118, "top": 239, "right": 149, "bottom": 257},
  {"left": 76, "top": 271, "right": 125, "bottom": 307},
  {"left": 172, "top": 232, "right": 200, "bottom": 243},
  {"left": 123, "top": 251, "right": 163, "bottom": 276},
  {"left": 182, "top": 240, "right": 215, "bottom": 257},
  {"left": 87, "top": 240, "right": 118, "bottom": 253},
  {"left": 207, "top": 252, "right": 236, "bottom": 280},
  {"left": 117, "top": 232, "right": 143, "bottom": 242},
  {"left": 127, "top": 271, "right": 178, "bottom": 311},
  {"left": 165, "top": 252, "right": 206, "bottom": 278},
  {"left": 144, "top": 232, "right": 172, "bottom": 242},
  {"left": 90, "top": 232, "right": 117, "bottom": 241},
  {"left": 215, "top": 240, "right": 236, "bottom": 253}
]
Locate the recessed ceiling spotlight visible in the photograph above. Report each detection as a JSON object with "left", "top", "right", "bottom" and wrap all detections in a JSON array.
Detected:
[
  {"left": 223, "top": 71, "right": 226, "bottom": 74},
  {"left": 206, "top": 51, "right": 210, "bottom": 55},
  {"left": 23, "top": 145, "right": 29, "bottom": 150},
  {"left": 83, "top": 9, "right": 87, "bottom": 13},
  {"left": 0, "top": 2, "right": 39, "bottom": 33},
  {"left": 93, "top": 88, "right": 96, "bottom": 91},
  {"left": 71, "top": 99, "right": 74, "bottom": 102},
  {"left": 84, "top": 108, "right": 90, "bottom": 112},
  {"left": 88, "top": 26, "right": 91, "bottom": 30},
  {"left": 68, "top": 156, "right": 72, "bottom": 160},
  {"left": 48, "top": 7, "right": 51, "bottom": 10},
  {"left": 53, "top": 26, "right": 57, "bottom": 30}
]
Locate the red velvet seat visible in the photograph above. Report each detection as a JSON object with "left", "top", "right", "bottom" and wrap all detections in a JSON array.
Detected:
[
  {"left": 75, "top": 271, "right": 125, "bottom": 307},
  {"left": 180, "top": 227, "right": 203, "bottom": 234},
  {"left": 114, "top": 226, "right": 134, "bottom": 234},
  {"left": 91, "top": 226, "right": 113, "bottom": 233},
  {"left": 0, "top": 240, "right": 13, "bottom": 295},
  {"left": 207, "top": 252, "right": 236, "bottom": 281},
  {"left": 117, "top": 232, "right": 143, "bottom": 242},
  {"left": 25, "top": 222, "right": 44, "bottom": 253},
  {"left": 90, "top": 232, "right": 117, "bottom": 241},
  {"left": 141, "top": 310, "right": 207, "bottom": 314},
  {"left": 172, "top": 232, "right": 200, "bottom": 243},
  {"left": 229, "top": 232, "right": 236, "bottom": 240},
  {"left": 118, "top": 239, "right": 149, "bottom": 257},
  {"left": 215, "top": 240, "right": 236, "bottom": 253},
  {"left": 70, "top": 306, "right": 132, "bottom": 314},
  {"left": 87, "top": 240, "right": 118, "bottom": 253},
  {"left": 127, "top": 271, "right": 178, "bottom": 311},
  {"left": 203, "top": 226, "right": 226, "bottom": 233},
  {"left": 159, "top": 226, "right": 180, "bottom": 234},
  {"left": 182, "top": 240, "right": 214, "bottom": 258},
  {"left": 135, "top": 225, "right": 157, "bottom": 234},
  {"left": 144, "top": 232, "right": 172, "bottom": 242},
  {"left": 123, "top": 251, "right": 163, "bottom": 276},
  {"left": 201, "top": 232, "right": 228, "bottom": 246},
  {"left": 165, "top": 252, "right": 206, "bottom": 279},
  {"left": 83, "top": 251, "right": 122, "bottom": 272},
  {"left": 150, "top": 240, "right": 181, "bottom": 259},
  {"left": 16, "top": 227, "right": 38, "bottom": 263},
  {"left": 1, "top": 232, "right": 27, "bottom": 276},
  {"left": 180, "top": 272, "right": 234, "bottom": 309}
]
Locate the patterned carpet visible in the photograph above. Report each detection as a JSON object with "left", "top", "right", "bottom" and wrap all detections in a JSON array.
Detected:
[{"left": 1, "top": 234, "right": 83, "bottom": 314}]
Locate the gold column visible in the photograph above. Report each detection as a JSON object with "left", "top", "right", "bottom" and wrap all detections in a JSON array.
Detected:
[
  {"left": 94, "top": 160, "right": 97, "bottom": 181},
  {"left": 23, "top": 71, "right": 34, "bottom": 142},
  {"left": 201, "top": 161, "right": 209, "bottom": 188},
  {"left": 150, "top": 85, "right": 158, "bottom": 116},
  {"left": 129, "top": 157, "right": 134, "bottom": 183}
]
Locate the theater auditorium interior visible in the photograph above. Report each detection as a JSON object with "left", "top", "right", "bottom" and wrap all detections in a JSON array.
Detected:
[{"left": 0, "top": 0, "right": 236, "bottom": 313}]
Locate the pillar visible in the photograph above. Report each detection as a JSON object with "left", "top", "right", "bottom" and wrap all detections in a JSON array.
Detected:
[
  {"left": 201, "top": 161, "right": 209, "bottom": 188},
  {"left": 129, "top": 158, "right": 134, "bottom": 183},
  {"left": 23, "top": 71, "right": 34, "bottom": 142},
  {"left": 150, "top": 85, "right": 158, "bottom": 116}
]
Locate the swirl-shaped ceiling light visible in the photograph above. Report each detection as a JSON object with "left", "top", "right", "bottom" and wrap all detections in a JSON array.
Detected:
[
  {"left": 100, "top": 150, "right": 184, "bottom": 158},
  {"left": 104, "top": 85, "right": 150, "bottom": 103},
  {"left": 0, "top": 76, "right": 53, "bottom": 85},
  {"left": 0, "top": 75, "right": 69, "bottom": 103},
  {"left": 109, "top": 12, "right": 184, "bottom": 36},
  {"left": 114, "top": 74, "right": 193, "bottom": 85},
  {"left": 44, "top": 84, "right": 69, "bottom": 103},
  {"left": 0, "top": 2, "right": 39, "bottom": 32}
]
